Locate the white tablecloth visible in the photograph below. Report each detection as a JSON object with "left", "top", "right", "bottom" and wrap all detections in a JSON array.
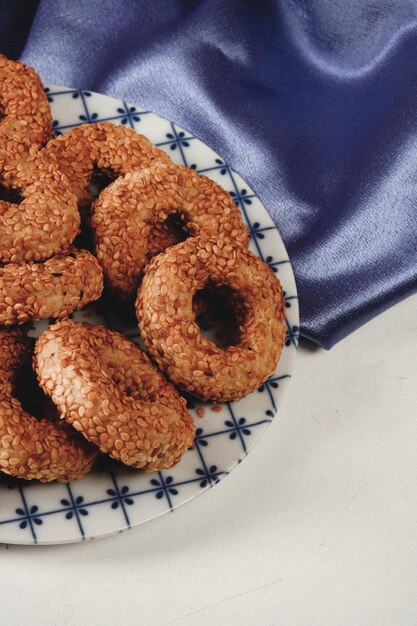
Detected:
[{"left": 2, "top": 294, "right": 417, "bottom": 626}]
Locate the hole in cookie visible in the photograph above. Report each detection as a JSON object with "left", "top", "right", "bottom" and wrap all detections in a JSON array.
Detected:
[
  {"left": 193, "top": 283, "right": 246, "bottom": 348},
  {"left": 12, "top": 361, "right": 60, "bottom": 422},
  {"left": 165, "top": 213, "right": 189, "bottom": 242},
  {"left": 74, "top": 167, "right": 115, "bottom": 251},
  {"left": 0, "top": 185, "right": 24, "bottom": 205},
  {"left": 89, "top": 166, "right": 115, "bottom": 199},
  {"left": 147, "top": 213, "right": 188, "bottom": 259}
]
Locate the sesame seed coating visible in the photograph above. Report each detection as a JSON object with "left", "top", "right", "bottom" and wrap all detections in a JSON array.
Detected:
[
  {"left": 35, "top": 320, "right": 195, "bottom": 472},
  {"left": 0, "top": 247, "right": 103, "bottom": 326},
  {"left": 0, "top": 55, "right": 52, "bottom": 166},
  {"left": 0, "top": 150, "right": 80, "bottom": 263},
  {"left": 41, "top": 121, "right": 171, "bottom": 209},
  {"left": 136, "top": 237, "right": 286, "bottom": 402},
  {"left": 0, "top": 329, "right": 97, "bottom": 483},
  {"left": 91, "top": 163, "right": 250, "bottom": 300}
]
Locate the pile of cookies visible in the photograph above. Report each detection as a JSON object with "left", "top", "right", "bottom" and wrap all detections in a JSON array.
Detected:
[{"left": 0, "top": 55, "right": 286, "bottom": 484}]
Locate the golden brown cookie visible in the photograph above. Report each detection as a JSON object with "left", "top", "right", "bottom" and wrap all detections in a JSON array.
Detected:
[
  {"left": 0, "top": 54, "right": 52, "bottom": 165},
  {"left": 35, "top": 320, "right": 195, "bottom": 472},
  {"left": 0, "top": 330, "right": 97, "bottom": 483},
  {"left": 0, "top": 247, "right": 103, "bottom": 326},
  {"left": 136, "top": 237, "right": 286, "bottom": 401},
  {"left": 0, "top": 151, "right": 80, "bottom": 264},
  {"left": 91, "top": 163, "right": 250, "bottom": 300}
]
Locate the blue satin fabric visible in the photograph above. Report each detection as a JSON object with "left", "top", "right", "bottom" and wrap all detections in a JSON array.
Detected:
[{"left": 2, "top": 0, "right": 417, "bottom": 348}]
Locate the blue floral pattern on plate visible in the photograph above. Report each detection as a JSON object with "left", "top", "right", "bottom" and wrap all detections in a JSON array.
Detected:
[{"left": 0, "top": 86, "right": 299, "bottom": 545}]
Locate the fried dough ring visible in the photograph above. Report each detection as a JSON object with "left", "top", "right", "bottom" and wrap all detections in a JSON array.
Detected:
[
  {"left": 0, "top": 247, "right": 103, "bottom": 326},
  {"left": 136, "top": 237, "right": 286, "bottom": 401},
  {"left": 42, "top": 121, "right": 171, "bottom": 209},
  {"left": 91, "top": 163, "right": 250, "bottom": 300},
  {"left": 0, "top": 330, "right": 97, "bottom": 483},
  {"left": 0, "top": 151, "right": 80, "bottom": 263},
  {"left": 35, "top": 320, "right": 195, "bottom": 472},
  {"left": 0, "top": 55, "right": 52, "bottom": 165}
]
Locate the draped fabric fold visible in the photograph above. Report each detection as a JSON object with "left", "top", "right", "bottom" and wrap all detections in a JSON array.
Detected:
[{"left": 1, "top": 0, "right": 416, "bottom": 348}]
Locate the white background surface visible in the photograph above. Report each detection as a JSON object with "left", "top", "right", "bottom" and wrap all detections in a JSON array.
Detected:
[{"left": 2, "top": 293, "right": 417, "bottom": 626}]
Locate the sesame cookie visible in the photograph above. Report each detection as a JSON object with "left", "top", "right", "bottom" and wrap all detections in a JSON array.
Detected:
[
  {"left": 0, "top": 247, "right": 103, "bottom": 326},
  {"left": 42, "top": 121, "right": 171, "bottom": 209},
  {"left": 0, "top": 329, "right": 97, "bottom": 483},
  {"left": 91, "top": 163, "right": 250, "bottom": 300},
  {"left": 0, "top": 151, "right": 80, "bottom": 263},
  {"left": 35, "top": 320, "right": 195, "bottom": 472},
  {"left": 136, "top": 237, "right": 286, "bottom": 401},
  {"left": 0, "top": 54, "right": 52, "bottom": 165}
]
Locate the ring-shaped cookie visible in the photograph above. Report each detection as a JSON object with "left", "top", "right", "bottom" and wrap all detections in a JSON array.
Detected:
[
  {"left": 0, "top": 151, "right": 80, "bottom": 264},
  {"left": 35, "top": 320, "right": 195, "bottom": 472},
  {"left": 42, "top": 121, "right": 171, "bottom": 209},
  {"left": 0, "top": 54, "right": 52, "bottom": 164},
  {"left": 0, "top": 330, "right": 97, "bottom": 483},
  {"left": 0, "top": 247, "right": 103, "bottom": 326},
  {"left": 91, "top": 164, "right": 250, "bottom": 300},
  {"left": 136, "top": 237, "right": 286, "bottom": 401}
]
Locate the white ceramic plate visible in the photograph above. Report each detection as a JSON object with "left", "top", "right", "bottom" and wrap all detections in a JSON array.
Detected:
[{"left": 0, "top": 87, "right": 299, "bottom": 544}]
